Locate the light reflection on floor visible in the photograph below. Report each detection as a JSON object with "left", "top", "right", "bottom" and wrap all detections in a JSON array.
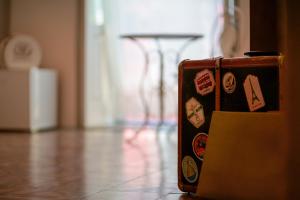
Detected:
[{"left": 0, "top": 128, "right": 206, "bottom": 200}]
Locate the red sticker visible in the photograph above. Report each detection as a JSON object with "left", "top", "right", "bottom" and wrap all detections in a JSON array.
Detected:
[
  {"left": 192, "top": 133, "right": 208, "bottom": 161},
  {"left": 194, "top": 69, "right": 215, "bottom": 96}
]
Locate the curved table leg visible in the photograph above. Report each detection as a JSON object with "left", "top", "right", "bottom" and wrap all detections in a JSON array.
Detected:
[
  {"left": 166, "top": 37, "right": 201, "bottom": 134},
  {"left": 155, "top": 39, "right": 165, "bottom": 131},
  {"left": 175, "top": 36, "right": 200, "bottom": 64},
  {"left": 156, "top": 37, "right": 201, "bottom": 132},
  {"left": 124, "top": 36, "right": 202, "bottom": 136},
  {"left": 126, "top": 37, "right": 150, "bottom": 137}
]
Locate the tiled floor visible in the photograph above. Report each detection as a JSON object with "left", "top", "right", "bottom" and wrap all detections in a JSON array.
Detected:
[{"left": 0, "top": 128, "right": 204, "bottom": 200}]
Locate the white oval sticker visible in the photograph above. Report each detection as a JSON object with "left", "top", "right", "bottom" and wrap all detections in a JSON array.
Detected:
[{"left": 222, "top": 72, "right": 236, "bottom": 94}]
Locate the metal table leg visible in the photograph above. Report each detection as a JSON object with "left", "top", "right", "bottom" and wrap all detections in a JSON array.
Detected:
[
  {"left": 155, "top": 39, "right": 165, "bottom": 130},
  {"left": 127, "top": 37, "right": 150, "bottom": 137}
]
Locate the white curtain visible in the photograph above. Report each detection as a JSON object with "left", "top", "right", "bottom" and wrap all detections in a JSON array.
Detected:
[{"left": 84, "top": 0, "right": 122, "bottom": 127}]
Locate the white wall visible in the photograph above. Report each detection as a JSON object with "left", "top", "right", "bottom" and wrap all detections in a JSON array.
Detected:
[{"left": 9, "top": 0, "right": 80, "bottom": 128}]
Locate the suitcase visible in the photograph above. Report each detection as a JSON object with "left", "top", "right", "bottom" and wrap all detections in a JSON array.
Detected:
[{"left": 178, "top": 54, "right": 283, "bottom": 192}]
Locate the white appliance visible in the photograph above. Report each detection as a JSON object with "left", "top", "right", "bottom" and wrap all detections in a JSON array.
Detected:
[{"left": 0, "top": 68, "right": 57, "bottom": 131}]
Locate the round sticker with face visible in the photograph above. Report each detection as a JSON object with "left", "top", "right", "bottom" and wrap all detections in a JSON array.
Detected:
[
  {"left": 185, "top": 97, "right": 205, "bottom": 128},
  {"left": 222, "top": 72, "right": 236, "bottom": 94},
  {"left": 182, "top": 156, "right": 198, "bottom": 183},
  {"left": 192, "top": 133, "right": 208, "bottom": 161}
]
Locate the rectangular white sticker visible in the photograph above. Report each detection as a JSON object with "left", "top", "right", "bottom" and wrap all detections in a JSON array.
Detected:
[{"left": 243, "top": 75, "right": 266, "bottom": 112}]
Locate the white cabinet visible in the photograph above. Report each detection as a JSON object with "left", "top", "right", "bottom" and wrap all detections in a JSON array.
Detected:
[{"left": 0, "top": 68, "right": 57, "bottom": 131}]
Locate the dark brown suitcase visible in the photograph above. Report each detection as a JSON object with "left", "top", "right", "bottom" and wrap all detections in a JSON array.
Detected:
[{"left": 178, "top": 55, "right": 283, "bottom": 192}]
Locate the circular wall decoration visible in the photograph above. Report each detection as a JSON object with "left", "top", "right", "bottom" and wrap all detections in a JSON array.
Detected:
[{"left": 2, "top": 34, "right": 42, "bottom": 70}]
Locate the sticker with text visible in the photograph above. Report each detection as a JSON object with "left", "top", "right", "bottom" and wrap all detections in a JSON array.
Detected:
[
  {"left": 185, "top": 97, "right": 205, "bottom": 128},
  {"left": 182, "top": 156, "right": 198, "bottom": 183},
  {"left": 243, "top": 75, "right": 265, "bottom": 111},
  {"left": 192, "top": 133, "right": 208, "bottom": 161},
  {"left": 194, "top": 69, "right": 215, "bottom": 96},
  {"left": 222, "top": 72, "right": 236, "bottom": 94}
]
